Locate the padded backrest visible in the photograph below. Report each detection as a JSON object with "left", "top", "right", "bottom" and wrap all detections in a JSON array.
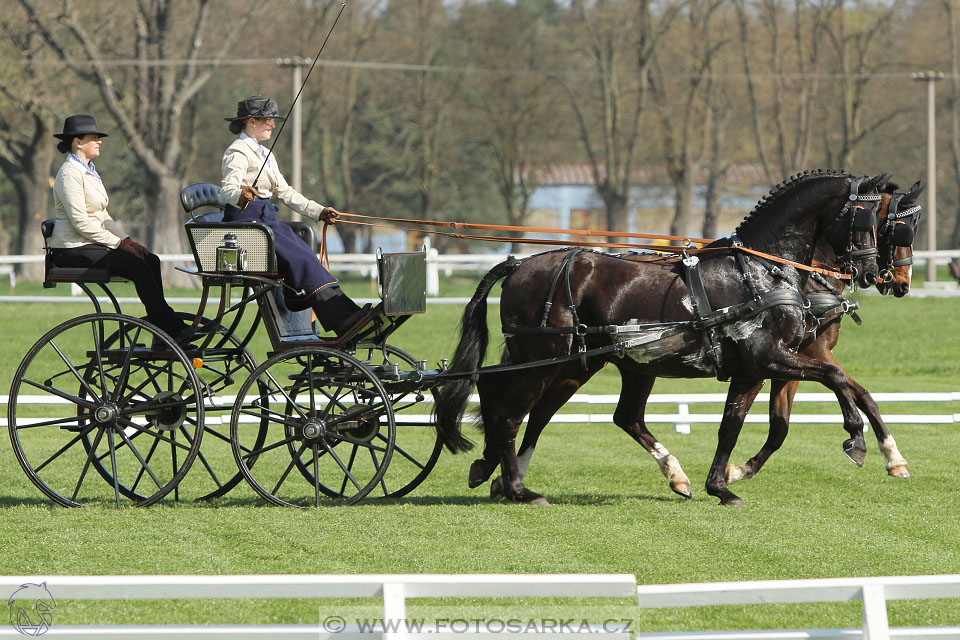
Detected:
[
  {"left": 41, "top": 219, "right": 55, "bottom": 241},
  {"left": 181, "top": 183, "right": 225, "bottom": 214},
  {"left": 286, "top": 221, "right": 316, "bottom": 251}
]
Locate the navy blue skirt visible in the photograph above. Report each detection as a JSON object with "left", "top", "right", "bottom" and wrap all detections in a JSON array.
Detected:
[{"left": 223, "top": 199, "right": 338, "bottom": 298}]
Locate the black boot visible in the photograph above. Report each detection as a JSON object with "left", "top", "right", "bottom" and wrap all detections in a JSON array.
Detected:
[{"left": 309, "top": 287, "right": 362, "bottom": 334}]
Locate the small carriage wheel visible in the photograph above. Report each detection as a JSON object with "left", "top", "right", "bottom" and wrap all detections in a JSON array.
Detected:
[
  {"left": 7, "top": 314, "right": 204, "bottom": 508},
  {"left": 230, "top": 346, "right": 396, "bottom": 507},
  {"left": 352, "top": 344, "right": 443, "bottom": 499}
]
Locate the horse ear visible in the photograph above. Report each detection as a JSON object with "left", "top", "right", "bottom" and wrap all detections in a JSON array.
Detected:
[
  {"left": 862, "top": 173, "right": 885, "bottom": 191},
  {"left": 909, "top": 180, "right": 924, "bottom": 197},
  {"left": 877, "top": 173, "right": 896, "bottom": 193}
]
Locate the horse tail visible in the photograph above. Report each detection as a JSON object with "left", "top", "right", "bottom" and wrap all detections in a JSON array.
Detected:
[{"left": 434, "top": 256, "right": 521, "bottom": 453}]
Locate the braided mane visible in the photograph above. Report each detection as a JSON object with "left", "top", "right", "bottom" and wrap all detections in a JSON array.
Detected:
[{"left": 735, "top": 169, "right": 851, "bottom": 238}]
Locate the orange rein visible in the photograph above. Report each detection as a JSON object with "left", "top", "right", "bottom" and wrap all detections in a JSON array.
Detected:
[{"left": 323, "top": 211, "right": 852, "bottom": 281}]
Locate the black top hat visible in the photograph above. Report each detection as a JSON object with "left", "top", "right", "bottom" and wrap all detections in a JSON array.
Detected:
[
  {"left": 225, "top": 96, "right": 287, "bottom": 122},
  {"left": 53, "top": 114, "right": 109, "bottom": 140}
]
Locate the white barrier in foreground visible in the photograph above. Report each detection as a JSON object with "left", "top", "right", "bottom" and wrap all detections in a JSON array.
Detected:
[
  {"left": 634, "top": 574, "right": 960, "bottom": 640},
  {"left": 0, "top": 574, "right": 635, "bottom": 639},
  {"left": 0, "top": 574, "right": 958, "bottom": 639}
]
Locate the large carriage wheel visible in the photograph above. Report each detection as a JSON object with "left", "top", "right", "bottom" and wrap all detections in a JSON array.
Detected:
[
  {"left": 230, "top": 346, "right": 395, "bottom": 507},
  {"left": 87, "top": 312, "right": 266, "bottom": 502},
  {"left": 7, "top": 314, "right": 203, "bottom": 507},
  {"left": 354, "top": 344, "right": 442, "bottom": 499}
]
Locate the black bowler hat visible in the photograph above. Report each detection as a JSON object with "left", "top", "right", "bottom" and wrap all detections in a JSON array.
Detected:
[
  {"left": 53, "top": 114, "right": 109, "bottom": 139},
  {"left": 224, "top": 96, "right": 287, "bottom": 122}
]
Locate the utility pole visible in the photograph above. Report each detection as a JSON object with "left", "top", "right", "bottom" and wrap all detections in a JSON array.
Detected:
[
  {"left": 912, "top": 70, "right": 944, "bottom": 283},
  {"left": 278, "top": 57, "right": 312, "bottom": 221}
]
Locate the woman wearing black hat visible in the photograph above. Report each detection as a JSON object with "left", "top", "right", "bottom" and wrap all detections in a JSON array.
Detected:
[
  {"left": 48, "top": 114, "right": 189, "bottom": 341},
  {"left": 221, "top": 96, "right": 369, "bottom": 336}
]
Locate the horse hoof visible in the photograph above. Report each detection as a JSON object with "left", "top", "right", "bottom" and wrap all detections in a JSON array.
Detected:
[
  {"left": 489, "top": 477, "right": 505, "bottom": 501},
  {"left": 719, "top": 496, "right": 745, "bottom": 507},
  {"left": 887, "top": 465, "right": 910, "bottom": 479},
  {"left": 469, "top": 459, "right": 494, "bottom": 489},
  {"left": 843, "top": 441, "right": 866, "bottom": 467},
  {"left": 528, "top": 496, "right": 550, "bottom": 506},
  {"left": 670, "top": 480, "right": 692, "bottom": 499}
]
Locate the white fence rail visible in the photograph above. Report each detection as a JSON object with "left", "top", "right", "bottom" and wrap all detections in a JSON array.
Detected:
[
  {"left": 2, "top": 392, "right": 957, "bottom": 432},
  {"left": 0, "top": 574, "right": 958, "bottom": 639},
  {"left": 0, "top": 574, "right": 635, "bottom": 639},
  {"left": 634, "top": 574, "right": 960, "bottom": 640},
  {"left": 0, "top": 251, "right": 521, "bottom": 297},
  {"left": 4, "top": 250, "right": 960, "bottom": 298}
]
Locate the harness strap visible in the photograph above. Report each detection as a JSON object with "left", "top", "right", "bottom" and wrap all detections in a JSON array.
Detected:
[
  {"left": 808, "top": 271, "right": 862, "bottom": 326},
  {"left": 500, "top": 287, "right": 807, "bottom": 381},
  {"left": 680, "top": 253, "right": 724, "bottom": 377},
  {"left": 539, "top": 249, "right": 581, "bottom": 327}
]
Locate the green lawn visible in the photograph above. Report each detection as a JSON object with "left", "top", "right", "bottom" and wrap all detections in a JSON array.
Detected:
[{"left": 0, "top": 286, "right": 959, "bottom": 630}]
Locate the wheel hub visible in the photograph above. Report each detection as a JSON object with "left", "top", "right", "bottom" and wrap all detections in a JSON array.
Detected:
[
  {"left": 339, "top": 408, "right": 379, "bottom": 443},
  {"left": 144, "top": 391, "right": 187, "bottom": 431},
  {"left": 94, "top": 403, "right": 119, "bottom": 425},
  {"left": 301, "top": 420, "right": 326, "bottom": 441}
]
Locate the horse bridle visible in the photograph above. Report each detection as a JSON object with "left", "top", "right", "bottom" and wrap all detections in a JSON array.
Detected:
[
  {"left": 878, "top": 192, "right": 922, "bottom": 283},
  {"left": 836, "top": 176, "right": 881, "bottom": 281}
]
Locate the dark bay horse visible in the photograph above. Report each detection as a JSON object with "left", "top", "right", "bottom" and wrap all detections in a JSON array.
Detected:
[
  {"left": 478, "top": 179, "right": 923, "bottom": 503},
  {"left": 435, "top": 171, "right": 884, "bottom": 506},
  {"left": 726, "top": 179, "right": 923, "bottom": 485}
]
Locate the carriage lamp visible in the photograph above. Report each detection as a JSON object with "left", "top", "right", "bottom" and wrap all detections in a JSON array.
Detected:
[{"left": 216, "top": 232, "right": 247, "bottom": 272}]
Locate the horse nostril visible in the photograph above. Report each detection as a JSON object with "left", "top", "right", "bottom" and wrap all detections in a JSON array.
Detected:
[{"left": 864, "top": 272, "right": 878, "bottom": 286}]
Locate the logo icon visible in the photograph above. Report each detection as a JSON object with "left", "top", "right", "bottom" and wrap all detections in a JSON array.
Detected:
[{"left": 8, "top": 582, "right": 56, "bottom": 636}]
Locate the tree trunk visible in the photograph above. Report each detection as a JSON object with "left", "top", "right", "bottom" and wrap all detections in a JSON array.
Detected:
[
  {"left": 1, "top": 114, "right": 56, "bottom": 283},
  {"left": 669, "top": 168, "right": 696, "bottom": 237},
  {"left": 598, "top": 184, "right": 628, "bottom": 243},
  {"left": 152, "top": 173, "right": 194, "bottom": 287}
]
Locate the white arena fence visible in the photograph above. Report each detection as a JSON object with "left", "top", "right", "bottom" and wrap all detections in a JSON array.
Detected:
[
  {"left": 4, "top": 249, "right": 960, "bottom": 298},
  {"left": 2, "top": 392, "right": 957, "bottom": 433},
  {"left": 0, "top": 574, "right": 957, "bottom": 639}
]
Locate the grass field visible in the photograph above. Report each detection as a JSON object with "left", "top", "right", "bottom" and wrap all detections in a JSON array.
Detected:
[{"left": 1, "top": 282, "right": 959, "bottom": 631}]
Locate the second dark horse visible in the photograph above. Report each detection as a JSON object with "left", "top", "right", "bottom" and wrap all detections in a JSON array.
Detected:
[{"left": 434, "top": 171, "right": 885, "bottom": 506}]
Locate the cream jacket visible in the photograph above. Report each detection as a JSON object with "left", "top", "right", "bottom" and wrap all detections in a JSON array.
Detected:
[
  {"left": 51, "top": 158, "right": 125, "bottom": 249},
  {"left": 220, "top": 137, "right": 325, "bottom": 220}
]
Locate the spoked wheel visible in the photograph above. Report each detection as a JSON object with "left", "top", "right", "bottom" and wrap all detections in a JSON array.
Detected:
[
  {"left": 124, "top": 312, "right": 267, "bottom": 502},
  {"left": 7, "top": 314, "right": 204, "bottom": 507},
  {"left": 153, "top": 313, "right": 267, "bottom": 501},
  {"left": 355, "top": 344, "right": 442, "bottom": 499},
  {"left": 230, "top": 346, "right": 395, "bottom": 507}
]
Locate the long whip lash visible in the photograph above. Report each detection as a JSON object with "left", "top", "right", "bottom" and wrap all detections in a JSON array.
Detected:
[{"left": 251, "top": 0, "right": 349, "bottom": 188}]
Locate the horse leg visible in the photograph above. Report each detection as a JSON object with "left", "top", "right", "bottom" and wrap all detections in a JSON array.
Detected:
[
  {"left": 853, "top": 379, "right": 910, "bottom": 478},
  {"left": 817, "top": 353, "right": 909, "bottom": 477},
  {"left": 726, "top": 379, "right": 795, "bottom": 484},
  {"left": 476, "top": 369, "right": 550, "bottom": 505},
  {"left": 487, "top": 365, "right": 600, "bottom": 499},
  {"left": 763, "top": 352, "right": 867, "bottom": 466},
  {"left": 614, "top": 369, "right": 691, "bottom": 498},
  {"left": 706, "top": 377, "right": 765, "bottom": 506}
]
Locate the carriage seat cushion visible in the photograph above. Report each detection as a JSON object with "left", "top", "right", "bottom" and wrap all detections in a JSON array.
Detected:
[{"left": 181, "top": 183, "right": 225, "bottom": 214}]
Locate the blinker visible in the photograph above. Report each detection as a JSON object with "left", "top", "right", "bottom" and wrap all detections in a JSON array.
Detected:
[
  {"left": 891, "top": 222, "right": 914, "bottom": 247},
  {"left": 852, "top": 205, "right": 877, "bottom": 232}
]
